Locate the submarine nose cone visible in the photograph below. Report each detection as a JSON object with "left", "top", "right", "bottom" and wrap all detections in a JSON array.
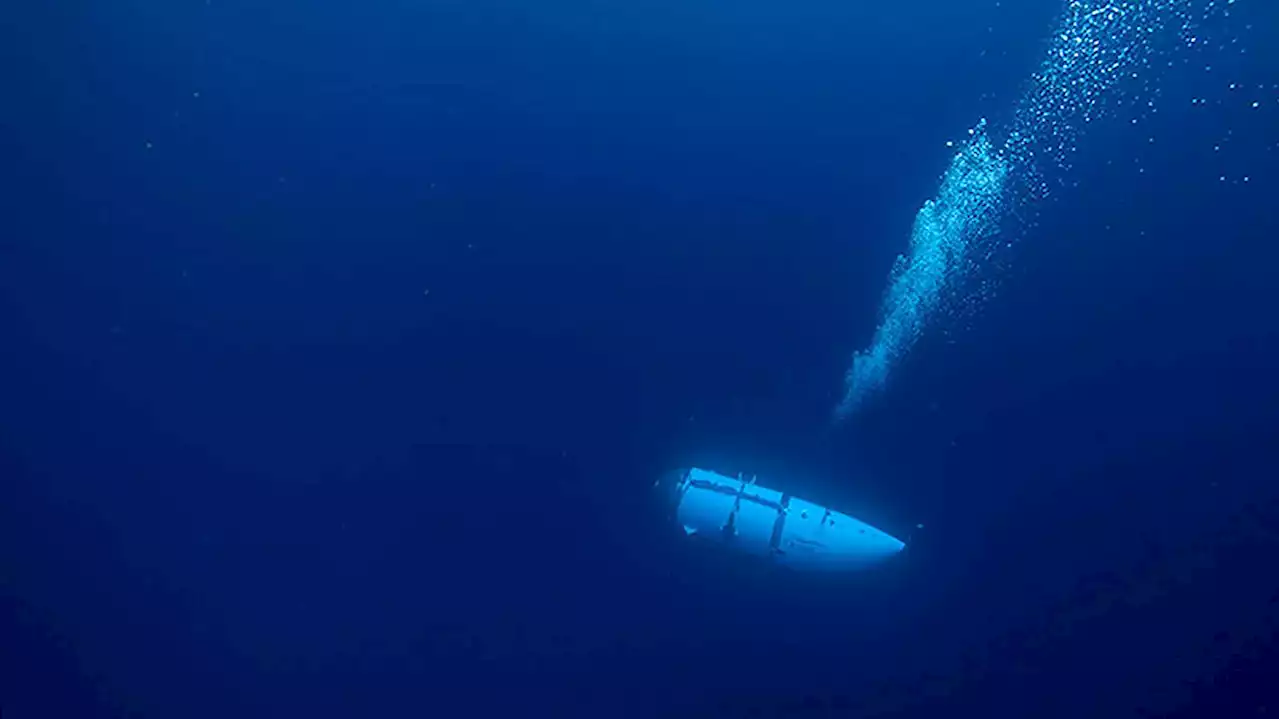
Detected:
[
  {"left": 774, "top": 497, "right": 904, "bottom": 570},
  {"left": 865, "top": 524, "right": 906, "bottom": 555}
]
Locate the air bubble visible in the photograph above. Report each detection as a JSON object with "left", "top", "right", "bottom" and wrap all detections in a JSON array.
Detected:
[{"left": 834, "top": 0, "right": 1242, "bottom": 419}]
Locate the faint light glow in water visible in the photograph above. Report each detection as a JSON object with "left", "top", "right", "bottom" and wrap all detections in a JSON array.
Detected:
[{"left": 834, "top": 0, "right": 1223, "bottom": 420}]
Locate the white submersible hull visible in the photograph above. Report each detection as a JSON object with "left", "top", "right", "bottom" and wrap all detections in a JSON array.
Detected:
[{"left": 665, "top": 467, "right": 905, "bottom": 571}]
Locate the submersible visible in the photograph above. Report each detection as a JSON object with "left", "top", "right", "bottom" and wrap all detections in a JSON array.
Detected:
[{"left": 661, "top": 467, "right": 905, "bottom": 571}]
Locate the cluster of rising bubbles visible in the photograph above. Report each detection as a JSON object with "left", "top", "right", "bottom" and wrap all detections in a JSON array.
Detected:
[
  {"left": 834, "top": 123, "right": 1007, "bottom": 420},
  {"left": 834, "top": 0, "right": 1221, "bottom": 420}
]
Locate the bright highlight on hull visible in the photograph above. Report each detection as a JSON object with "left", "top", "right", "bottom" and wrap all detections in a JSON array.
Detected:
[{"left": 664, "top": 468, "right": 905, "bottom": 571}]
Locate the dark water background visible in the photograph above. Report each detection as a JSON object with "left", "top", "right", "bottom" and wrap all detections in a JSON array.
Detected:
[{"left": 2, "top": 1, "right": 1275, "bottom": 717}]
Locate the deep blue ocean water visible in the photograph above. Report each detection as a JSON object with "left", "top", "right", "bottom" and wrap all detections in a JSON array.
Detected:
[{"left": 1, "top": 1, "right": 1275, "bottom": 717}]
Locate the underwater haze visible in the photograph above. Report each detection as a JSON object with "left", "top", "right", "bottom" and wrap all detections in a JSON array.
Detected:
[{"left": 1, "top": 0, "right": 1275, "bottom": 717}]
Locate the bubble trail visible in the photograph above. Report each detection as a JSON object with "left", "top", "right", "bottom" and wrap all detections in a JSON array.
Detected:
[
  {"left": 834, "top": 123, "right": 1007, "bottom": 420},
  {"left": 834, "top": 0, "right": 1200, "bottom": 420}
]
